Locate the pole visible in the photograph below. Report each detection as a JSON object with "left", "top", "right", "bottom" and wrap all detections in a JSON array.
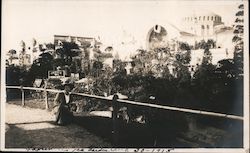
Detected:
[
  {"left": 21, "top": 85, "right": 25, "bottom": 106},
  {"left": 45, "top": 90, "right": 48, "bottom": 110},
  {"left": 112, "top": 94, "right": 119, "bottom": 146},
  {"left": 44, "top": 80, "right": 49, "bottom": 110}
]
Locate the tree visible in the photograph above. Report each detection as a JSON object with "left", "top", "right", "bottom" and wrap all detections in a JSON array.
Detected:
[
  {"left": 92, "top": 60, "right": 103, "bottom": 77},
  {"left": 20, "top": 40, "right": 26, "bottom": 54},
  {"left": 54, "top": 41, "right": 80, "bottom": 71},
  {"left": 8, "top": 49, "right": 17, "bottom": 64},
  {"left": 45, "top": 43, "right": 55, "bottom": 50},
  {"left": 39, "top": 44, "right": 46, "bottom": 53},
  {"left": 233, "top": 4, "right": 244, "bottom": 76},
  {"left": 175, "top": 42, "right": 191, "bottom": 65},
  {"left": 31, "top": 38, "right": 38, "bottom": 53},
  {"left": 207, "top": 39, "right": 216, "bottom": 49},
  {"left": 199, "top": 40, "right": 207, "bottom": 49},
  {"left": 202, "top": 47, "right": 212, "bottom": 65},
  {"left": 179, "top": 42, "right": 191, "bottom": 51},
  {"left": 193, "top": 45, "right": 216, "bottom": 109},
  {"left": 6, "top": 65, "right": 21, "bottom": 85},
  {"left": 29, "top": 52, "right": 54, "bottom": 79}
]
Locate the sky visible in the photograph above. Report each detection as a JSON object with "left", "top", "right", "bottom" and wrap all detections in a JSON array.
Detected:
[{"left": 2, "top": 0, "right": 243, "bottom": 58}]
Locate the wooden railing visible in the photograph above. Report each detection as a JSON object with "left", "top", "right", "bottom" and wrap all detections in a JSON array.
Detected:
[{"left": 6, "top": 85, "right": 243, "bottom": 121}]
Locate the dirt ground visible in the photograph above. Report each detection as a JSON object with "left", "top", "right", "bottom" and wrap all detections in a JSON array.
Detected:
[
  {"left": 5, "top": 103, "right": 112, "bottom": 148},
  {"left": 4, "top": 100, "right": 243, "bottom": 148}
]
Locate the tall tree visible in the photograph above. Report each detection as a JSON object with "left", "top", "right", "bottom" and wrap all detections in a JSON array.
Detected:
[
  {"left": 233, "top": 4, "right": 244, "bottom": 76},
  {"left": 20, "top": 40, "right": 26, "bottom": 54},
  {"left": 193, "top": 45, "right": 216, "bottom": 107},
  {"left": 29, "top": 52, "right": 54, "bottom": 79}
]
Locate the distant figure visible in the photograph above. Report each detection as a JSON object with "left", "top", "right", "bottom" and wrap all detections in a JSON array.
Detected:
[{"left": 53, "top": 81, "right": 74, "bottom": 125}]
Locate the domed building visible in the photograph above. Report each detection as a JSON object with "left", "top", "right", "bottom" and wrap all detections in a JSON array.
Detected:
[
  {"left": 181, "top": 10, "right": 224, "bottom": 38},
  {"left": 142, "top": 10, "right": 235, "bottom": 77}
]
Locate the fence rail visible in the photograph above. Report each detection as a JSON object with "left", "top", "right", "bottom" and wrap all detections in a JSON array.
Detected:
[{"left": 6, "top": 85, "right": 243, "bottom": 121}]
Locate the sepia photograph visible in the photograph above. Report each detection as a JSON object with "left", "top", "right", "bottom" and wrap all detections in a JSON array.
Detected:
[{"left": 1, "top": 0, "right": 249, "bottom": 152}]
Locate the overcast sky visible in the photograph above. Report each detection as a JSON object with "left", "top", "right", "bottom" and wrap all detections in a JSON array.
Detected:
[{"left": 2, "top": 0, "right": 243, "bottom": 58}]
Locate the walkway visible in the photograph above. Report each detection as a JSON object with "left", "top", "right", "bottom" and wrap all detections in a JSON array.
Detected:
[{"left": 5, "top": 103, "right": 112, "bottom": 148}]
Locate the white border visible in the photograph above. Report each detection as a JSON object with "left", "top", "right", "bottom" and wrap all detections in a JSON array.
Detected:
[
  {"left": 1, "top": 0, "right": 249, "bottom": 152},
  {"left": 1, "top": 0, "right": 7, "bottom": 150},
  {"left": 243, "top": 0, "right": 249, "bottom": 151}
]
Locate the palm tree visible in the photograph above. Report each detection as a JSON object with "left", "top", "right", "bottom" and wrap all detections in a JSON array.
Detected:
[{"left": 8, "top": 49, "right": 17, "bottom": 64}]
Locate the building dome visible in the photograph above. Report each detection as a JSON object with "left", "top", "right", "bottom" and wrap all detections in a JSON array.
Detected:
[
  {"left": 183, "top": 9, "right": 221, "bottom": 21},
  {"left": 182, "top": 9, "right": 223, "bottom": 27},
  {"left": 181, "top": 9, "right": 224, "bottom": 37}
]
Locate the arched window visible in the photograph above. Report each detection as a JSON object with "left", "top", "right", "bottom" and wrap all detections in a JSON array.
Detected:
[
  {"left": 207, "top": 25, "right": 209, "bottom": 29},
  {"left": 207, "top": 16, "right": 209, "bottom": 20},
  {"left": 203, "top": 16, "right": 205, "bottom": 20},
  {"left": 211, "top": 16, "right": 213, "bottom": 20},
  {"left": 199, "top": 16, "right": 201, "bottom": 20},
  {"left": 215, "top": 16, "right": 217, "bottom": 21}
]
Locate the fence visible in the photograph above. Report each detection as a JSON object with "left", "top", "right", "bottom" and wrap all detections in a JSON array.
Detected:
[{"left": 6, "top": 85, "right": 243, "bottom": 121}]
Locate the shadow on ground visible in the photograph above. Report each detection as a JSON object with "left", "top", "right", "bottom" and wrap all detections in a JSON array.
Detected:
[
  {"left": 72, "top": 114, "right": 243, "bottom": 148},
  {"left": 73, "top": 116, "right": 157, "bottom": 148},
  {"left": 5, "top": 102, "right": 243, "bottom": 148},
  {"left": 5, "top": 121, "right": 112, "bottom": 148}
]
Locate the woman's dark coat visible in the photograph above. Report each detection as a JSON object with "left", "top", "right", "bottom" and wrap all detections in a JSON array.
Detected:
[{"left": 53, "top": 92, "right": 73, "bottom": 125}]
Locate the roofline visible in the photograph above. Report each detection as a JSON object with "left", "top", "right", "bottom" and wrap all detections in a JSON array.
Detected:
[{"left": 54, "top": 35, "right": 95, "bottom": 40}]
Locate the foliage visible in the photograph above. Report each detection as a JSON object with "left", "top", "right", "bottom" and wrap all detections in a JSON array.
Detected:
[
  {"left": 20, "top": 40, "right": 26, "bottom": 53},
  {"left": 192, "top": 45, "right": 216, "bottom": 108},
  {"left": 8, "top": 49, "right": 18, "bottom": 64},
  {"left": 61, "top": 42, "right": 79, "bottom": 64},
  {"left": 6, "top": 66, "right": 22, "bottom": 86},
  {"left": 45, "top": 43, "right": 55, "bottom": 50},
  {"left": 29, "top": 52, "right": 54, "bottom": 80},
  {"left": 38, "top": 44, "right": 46, "bottom": 52},
  {"left": 92, "top": 61, "right": 103, "bottom": 77},
  {"left": 194, "top": 39, "right": 216, "bottom": 50},
  {"left": 233, "top": 4, "right": 244, "bottom": 76}
]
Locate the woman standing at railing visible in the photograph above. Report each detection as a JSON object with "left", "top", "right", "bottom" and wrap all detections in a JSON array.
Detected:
[{"left": 52, "top": 80, "right": 75, "bottom": 125}]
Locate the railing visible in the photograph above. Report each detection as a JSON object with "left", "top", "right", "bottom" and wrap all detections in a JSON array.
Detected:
[{"left": 6, "top": 85, "right": 243, "bottom": 121}]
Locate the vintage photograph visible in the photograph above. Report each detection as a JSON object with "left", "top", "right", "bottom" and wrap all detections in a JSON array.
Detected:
[{"left": 1, "top": 0, "right": 249, "bottom": 152}]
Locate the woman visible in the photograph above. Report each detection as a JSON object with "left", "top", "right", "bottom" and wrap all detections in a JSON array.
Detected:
[{"left": 53, "top": 81, "right": 74, "bottom": 125}]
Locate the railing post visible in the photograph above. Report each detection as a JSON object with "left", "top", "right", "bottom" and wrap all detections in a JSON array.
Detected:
[
  {"left": 21, "top": 85, "right": 25, "bottom": 106},
  {"left": 44, "top": 80, "right": 49, "bottom": 110},
  {"left": 112, "top": 94, "right": 119, "bottom": 146},
  {"left": 44, "top": 90, "right": 49, "bottom": 110}
]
